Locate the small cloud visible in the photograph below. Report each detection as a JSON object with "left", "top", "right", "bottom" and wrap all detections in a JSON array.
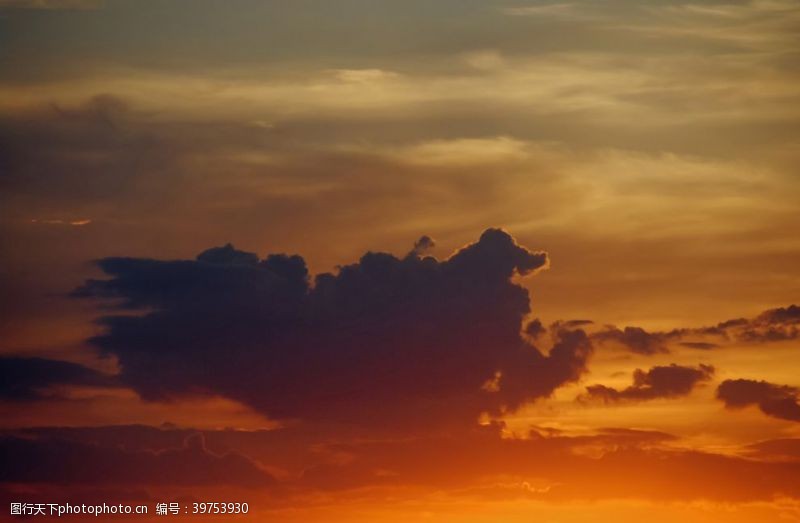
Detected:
[
  {"left": 679, "top": 341, "right": 719, "bottom": 350},
  {"left": 0, "top": 431, "right": 273, "bottom": 487},
  {"left": 409, "top": 235, "right": 436, "bottom": 257},
  {"left": 717, "top": 378, "right": 800, "bottom": 422},
  {"left": 592, "top": 325, "right": 670, "bottom": 355},
  {"left": 462, "top": 50, "right": 506, "bottom": 71},
  {"left": 581, "top": 364, "right": 715, "bottom": 403}
]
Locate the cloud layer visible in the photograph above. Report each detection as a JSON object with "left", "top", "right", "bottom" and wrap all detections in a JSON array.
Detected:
[{"left": 0, "top": 356, "right": 117, "bottom": 400}]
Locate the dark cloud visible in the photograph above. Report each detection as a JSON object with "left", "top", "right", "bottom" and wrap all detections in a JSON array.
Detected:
[
  {"left": 75, "top": 229, "right": 592, "bottom": 429},
  {"left": 410, "top": 235, "right": 436, "bottom": 256},
  {"left": 760, "top": 304, "right": 800, "bottom": 324},
  {"left": 0, "top": 432, "right": 272, "bottom": 486},
  {"left": 0, "top": 356, "right": 117, "bottom": 400},
  {"left": 717, "top": 379, "right": 800, "bottom": 422},
  {"left": 523, "top": 318, "right": 545, "bottom": 340},
  {"left": 581, "top": 364, "right": 715, "bottom": 403},
  {"left": 6, "top": 424, "right": 339, "bottom": 481},
  {"left": 562, "top": 319, "right": 593, "bottom": 327},
  {"left": 700, "top": 305, "right": 800, "bottom": 343},
  {"left": 590, "top": 304, "right": 800, "bottom": 355},
  {"left": 591, "top": 326, "right": 672, "bottom": 355}
]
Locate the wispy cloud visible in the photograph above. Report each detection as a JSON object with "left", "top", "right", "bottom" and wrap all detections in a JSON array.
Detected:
[
  {"left": 30, "top": 218, "right": 91, "bottom": 226},
  {"left": 502, "top": 3, "right": 582, "bottom": 19}
]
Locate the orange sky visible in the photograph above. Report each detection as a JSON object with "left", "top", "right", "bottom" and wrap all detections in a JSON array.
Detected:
[{"left": 1, "top": 1, "right": 799, "bottom": 522}]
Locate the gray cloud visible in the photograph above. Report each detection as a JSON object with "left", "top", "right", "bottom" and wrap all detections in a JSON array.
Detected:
[
  {"left": 0, "top": 356, "right": 117, "bottom": 400},
  {"left": 74, "top": 229, "right": 594, "bottom": 430},
  {"left": 581, "top": 363, "right": 715, "bottom": 402}
]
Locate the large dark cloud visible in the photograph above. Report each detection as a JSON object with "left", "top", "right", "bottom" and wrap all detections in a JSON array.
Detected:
[
  {"left": 581, "top": 364, "right": 714, "bottom": 403},
  {"left": 0, "top": 356, "right": 117, "bottom": 400},
  {"left": 75, "top": 229, "right": 592, "bottom": 429},
  {"left": 0, "top": 432, "right": 272, "bottom": 486},
  {"left": 717, "top": 379, "right": 800, "bottom": 422}
]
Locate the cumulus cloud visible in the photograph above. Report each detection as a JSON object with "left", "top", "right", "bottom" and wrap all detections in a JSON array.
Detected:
[
  {"left": 0, "top": 356, "right": 117, "bottom": 400},
  {"left": 581, "top": 364, "right": 715, "bottom": 403},
  {"left": 0, "top": 432, "right": 272, "bottom": 486},
  {"left": 717, "top": 379, "right": 800, "bottom": 422},
  {"left": 75, "top": 229, "right": 592, "bottom": 429}
]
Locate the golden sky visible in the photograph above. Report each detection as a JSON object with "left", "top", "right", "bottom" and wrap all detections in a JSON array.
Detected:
[{"left": 1, "top": 1, "right": 799, "bottom": 522}]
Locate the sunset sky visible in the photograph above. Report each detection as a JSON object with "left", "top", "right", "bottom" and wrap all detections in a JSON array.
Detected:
[{"left": 1, "top": 1, "right": 800, "bottom": 522}]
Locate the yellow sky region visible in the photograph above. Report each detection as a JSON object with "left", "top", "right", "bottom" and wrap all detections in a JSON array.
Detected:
[{"left": 1, "top": 45, "right": 798, "bottom": 330}]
